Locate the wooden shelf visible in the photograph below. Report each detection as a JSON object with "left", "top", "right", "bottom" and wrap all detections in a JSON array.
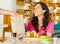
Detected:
[
  {"left": 16, "top": 1, "right": 24, "bottom": 6},
  {"left": 16, "top": 9, "right": 25, "bottom": 15},
  {"left": 29, "top": 6, "right": 34, "bottom": 11},
  {"left": 17, "top": 0, "right": 24, "bottom": 1},
  {"left": 40, "top": 0, "right": 47, "bottom": 4},
  {"left": 57, "top": 0, "right": 60, "bottom": 3},
  {"left": 56, "top": 3, "right": 60, "bottom": 7},
  {"left": 47, "top": 0, "right": 53, "bottom": 3},
  {"left": 47, "top": 3, "right": 56, "bottom": 10}
]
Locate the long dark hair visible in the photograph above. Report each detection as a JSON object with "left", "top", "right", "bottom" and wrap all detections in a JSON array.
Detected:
[{"left": 31, "top": 2, "right": 50, "bottom": 32}]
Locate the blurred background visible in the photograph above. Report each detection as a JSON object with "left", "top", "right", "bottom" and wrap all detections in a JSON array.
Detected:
[{"left": 0, "top": 0, "right": 60, "bottom": 44}]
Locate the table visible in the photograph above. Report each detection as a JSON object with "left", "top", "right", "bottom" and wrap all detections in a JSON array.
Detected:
[
  {"left": 0, "top": 24, "right": 8, "bottom": 36},
  {"left": 0, "top": 24, "right": 8, "bottom": 41},
  {"left": 1, "top": 37, "right": 51, "bottom": 44}
]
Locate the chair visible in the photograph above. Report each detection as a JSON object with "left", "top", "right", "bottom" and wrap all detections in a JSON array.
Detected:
[
  {"left": 53, "top": 24, "right": 60, "bottom": 37},
  {"left": 2, "top": 15, "right": 12, "bottom": 42}
]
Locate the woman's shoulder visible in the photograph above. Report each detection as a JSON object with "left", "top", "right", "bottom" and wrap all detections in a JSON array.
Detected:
[
  {"left": 46, "top": 21, "right": 54, "bottom": 34},
  {"left": 28, "top": 20, "right": 32, "bottom": 24},
  {"left": 27, "top": 20, "right": 35, "bottom": 31}
]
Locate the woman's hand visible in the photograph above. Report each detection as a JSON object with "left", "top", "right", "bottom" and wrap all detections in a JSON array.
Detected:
[
  {"left": 25, "top": 31, "right": 30, "bottom": 37},
  {"left": 47, "top": 33, "right": 52, "bottom": 38}
]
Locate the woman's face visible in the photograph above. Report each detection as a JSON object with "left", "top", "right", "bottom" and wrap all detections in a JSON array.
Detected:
[{"left": 34, "top": 4, "right": 46, "bottom": 17}]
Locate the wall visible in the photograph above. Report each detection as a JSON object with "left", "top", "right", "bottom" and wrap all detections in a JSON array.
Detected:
[
  {"left": 0, "top": 15, "right": 3, "bottom": 37},
  {"left": 0, "top": 0, "right": 16, "bottom": 11}
]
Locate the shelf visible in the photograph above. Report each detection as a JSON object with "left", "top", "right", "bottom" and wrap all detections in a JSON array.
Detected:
[
  {"left": 40, "top": 0, "right": 47, "bottom": 4},
  {"left": 29, "top": 6, "right": 34, "bottom": 11},
  {"left": 47, "top": 0, "right": 53, "bottom": 3},
  {"left": 56, "top": 3, "right": 60, "bottom": 7},
  {"left": 48, "top": 7, "right": 55, "bottom": 11},
  {"left": 55, "top": 13, "right": 60, "bottom": 17},
  {"left": 16, "top": 9, "right": 25, "bottom": 15},
  {"left": 16, "top": 1, "right": 24, "bottom": 6},
  {"left": 57, "top": 0, "right": 60, "bottom": 3},
  {"left": 17, "top": 0, "right": 24, "bottom": 1},
  {"left": 47, "top": 3, "right": 56, "bottom": 9},
  {"left": 24, "top": 2, "right": 30, "bottom": 4}
]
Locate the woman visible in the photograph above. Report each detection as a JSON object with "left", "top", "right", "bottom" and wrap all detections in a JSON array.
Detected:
[{"left": 26, "top": 2, "right": 54, "bottom": 38}]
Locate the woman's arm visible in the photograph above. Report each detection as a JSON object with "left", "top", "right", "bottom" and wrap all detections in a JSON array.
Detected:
[
  {"left": 0, "top": 8, "right": 18, "bottom": 16},
  {"left": 46, "top": 21, "right": 54, "bottom": 37}
]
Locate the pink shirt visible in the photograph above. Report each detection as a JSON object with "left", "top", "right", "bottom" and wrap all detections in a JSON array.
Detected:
[{"left": 26, "top": 20, "right": 54, "bottom": 35}]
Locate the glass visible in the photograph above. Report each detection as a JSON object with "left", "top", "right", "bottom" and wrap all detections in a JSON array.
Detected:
[{"left": 13, "top": 33, "right": 17, "bottom": 37}]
